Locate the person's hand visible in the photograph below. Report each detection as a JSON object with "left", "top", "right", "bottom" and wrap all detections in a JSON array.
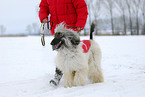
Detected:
[{"left": 42, "top": 18, "right": 48, "bottom": 23}]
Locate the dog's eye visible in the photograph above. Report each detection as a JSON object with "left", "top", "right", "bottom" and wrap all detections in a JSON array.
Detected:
[
  {"left": 68, "top": 36, "right": 73, "bottom": 39},
  {"left": 55, "top": 32, "right": 64, "bottom": 38}
]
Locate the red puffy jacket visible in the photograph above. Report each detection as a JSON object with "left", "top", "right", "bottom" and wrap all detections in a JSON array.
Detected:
[{"left": 39, "top": 0, "right": 88, "bottom": 35}]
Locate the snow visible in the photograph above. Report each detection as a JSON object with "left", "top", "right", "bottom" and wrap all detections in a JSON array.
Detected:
[{"left": 0, "top": 36, "right": 145, "bottom": 97}]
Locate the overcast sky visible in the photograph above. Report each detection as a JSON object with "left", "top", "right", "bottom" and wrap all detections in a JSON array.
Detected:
[{"left": 0, "top": 0, "right": 41, "bottom": 34}]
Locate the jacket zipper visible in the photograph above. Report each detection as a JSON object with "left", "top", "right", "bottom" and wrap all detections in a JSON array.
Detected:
[{"left": 55, "top": 0, "right": 59, "bottom": 23}]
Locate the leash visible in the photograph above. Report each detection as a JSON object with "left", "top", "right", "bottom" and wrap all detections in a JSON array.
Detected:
[
  {"left": 40, "top": 23, "right": 45, "bottom": 46},
  {"left": 49, "top": 21, "right": 78, "bottom": 29},
  {"left": 64, "top": 25, "right": 77, "bottom": 29},
  {"left": 40, "top": 21, "right": 53, "bottom": 46}
]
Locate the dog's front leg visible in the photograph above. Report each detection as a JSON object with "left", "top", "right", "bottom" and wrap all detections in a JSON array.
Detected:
[
  {"left": 64, "top": 72, "right": 74, "bottom": 88},
  {"left": 73, "top": 68, "right": 88, "bottom": 86}
]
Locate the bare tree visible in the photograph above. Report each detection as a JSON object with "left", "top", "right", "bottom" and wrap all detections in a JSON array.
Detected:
[
  {"left": 132, "top": 0, "right": 141, "bottom": 35},
  {"left": 0, "top": 25, "right": 6, "bottom": 35},
  {"left": 32, "top": 23, "right": 39, "bottom": 33},
  {"left": 26, "top": 25, "right": 32, "bottom": 34},
  {"left": 86, "top": 0, "right": 93, "bottom": 26},
  {"left": 103, "top": 0, "right": 115, "bottom": 34},
  {"left": 115, "top": 0, "right": 127, "bottom": 35},
  {"left": 126, "top": 0, "right": 134, "bottom": 35},
  {"left": 140, "top": 0, "right": 145, "bottom": 35},
  {"left": 91, "top": 0, "right": 102, "bottom": 34}
]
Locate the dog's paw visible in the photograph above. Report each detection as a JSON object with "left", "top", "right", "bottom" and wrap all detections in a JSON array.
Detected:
[
  {"left": 64, "top": 85, "right": 72, "bottom": 88},
  {"left": 49, "top": 80, "right": 59, "bottom": 86}
]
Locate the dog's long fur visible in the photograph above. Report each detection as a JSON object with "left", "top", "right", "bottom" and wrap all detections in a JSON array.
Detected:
[{"left": 51, "top": 23, "right": 104, "bottom": 87}]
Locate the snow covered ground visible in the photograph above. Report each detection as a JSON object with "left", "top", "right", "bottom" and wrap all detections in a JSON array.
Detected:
[{"left": 0, "top": 36, "right": 145, "bottom": 97}]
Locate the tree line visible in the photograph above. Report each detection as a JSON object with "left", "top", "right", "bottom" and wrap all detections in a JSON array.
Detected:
[{"left": 85, "top": 0, "right": 145, "bottom": 35}]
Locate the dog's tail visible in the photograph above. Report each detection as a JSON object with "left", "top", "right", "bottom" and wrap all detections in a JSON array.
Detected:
[{"left": 90, "top": 22, "right": 95, "bottom": 40}]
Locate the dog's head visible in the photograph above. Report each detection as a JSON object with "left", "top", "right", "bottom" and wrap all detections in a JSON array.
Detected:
[{"left": 50, "top": 23, "right": 80, "bottom": 50}]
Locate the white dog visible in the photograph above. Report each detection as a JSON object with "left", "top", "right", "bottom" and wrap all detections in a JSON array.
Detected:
[{"left": 50, "top": 23, "right": 104, "bottom": 87}]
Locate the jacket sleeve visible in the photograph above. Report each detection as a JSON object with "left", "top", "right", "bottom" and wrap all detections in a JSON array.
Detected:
[
  {"left": 39, "top": 0, "right": 49, "bottom": 23},
  {"left": 72, "top": 0, "right": 88, "bottom": 29}
]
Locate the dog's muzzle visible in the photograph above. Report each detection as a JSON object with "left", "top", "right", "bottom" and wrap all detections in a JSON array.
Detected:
[{"left": 50, "top": 38, "right": 64, "bottom": 50}]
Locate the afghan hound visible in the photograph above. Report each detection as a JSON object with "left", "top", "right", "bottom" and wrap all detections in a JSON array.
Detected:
[{"left": 50, "top": 23, "right": 104, "bottom": 87}]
